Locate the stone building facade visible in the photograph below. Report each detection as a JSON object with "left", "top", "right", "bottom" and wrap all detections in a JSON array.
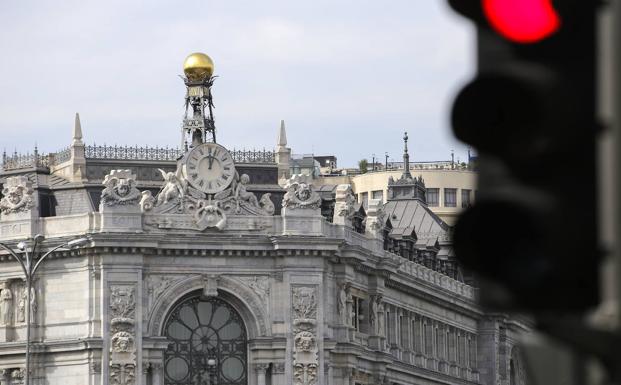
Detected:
[{"left": 0, "top": 55, "right": 529, "bottom": 385}]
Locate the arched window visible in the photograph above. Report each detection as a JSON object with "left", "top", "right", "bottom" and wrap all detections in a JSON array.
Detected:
[{"left": 164, "top": 295, "right": 248, "bottom": 385}]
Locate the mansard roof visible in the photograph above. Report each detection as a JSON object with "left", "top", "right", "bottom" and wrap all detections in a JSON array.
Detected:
[{"left": 383, "top": 198, "right": 449, "bottom": 242}]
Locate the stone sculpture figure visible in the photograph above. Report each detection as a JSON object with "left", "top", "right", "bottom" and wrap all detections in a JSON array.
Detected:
[
  {"left": 30, "top": 287, "right": 37, "bottom": 322},
  {"left": 139, "top": 191, "right": 156, "bottom": 212},
  {"left": 0, "top": 176, "right": 34, "bottom": 215},
  {"left": 0, "top": 287, "right": 12, "bottom": 325},
  {"left": 370, "top": 296, "right": 378, "bottom": 333},
  {"left": 337, "top": 283, "right": 348, "bottom": 326},
  {"left": 157, "top": 168, "right": 186, "bottom": 205},
  {"left": 377, "top": 299, "right": 385, "bottom": 338},
  {"left": 18, "top": 288, "right": 26, "bottom": 323},
  {"left": 234, "top": 174, "right": 259, "bottom": 210},
  {"left": 259, "top": 193, "right": 275, "bottom": 215}
]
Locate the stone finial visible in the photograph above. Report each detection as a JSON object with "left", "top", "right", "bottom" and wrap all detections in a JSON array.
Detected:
[
  {"left": 277, "top": 119, "right": 287, "bottom": 147},
  {"left": 403, "top": 131, "right": 411, "bottom": 178},
  {"left": 0, "top": 176, "right": 35, "bottom": 216},
  {"left": 332, "top": 184, "right": 355, "bottom": 227},
  {"left": 72, "top": 113, "right": 83, "bottom": 146}
]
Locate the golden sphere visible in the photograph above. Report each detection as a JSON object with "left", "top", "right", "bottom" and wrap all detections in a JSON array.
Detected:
[{"left": 183, "top": 52, "right": 214, "bottom": 82}]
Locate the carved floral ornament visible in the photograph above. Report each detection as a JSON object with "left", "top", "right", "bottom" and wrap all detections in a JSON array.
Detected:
[
  {"left": 100, "top": 169, "right": 141, "bottom": 207},
  {"left": 282, "top": 174, "right": 322, "bottom": 210},
  {"left": 0, "top": 176, "right": 34, "bottom": 215}
]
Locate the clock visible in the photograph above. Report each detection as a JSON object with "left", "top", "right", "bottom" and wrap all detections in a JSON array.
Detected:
[{"left": 183, "top": 142, "right": 236, "bottom": 194}]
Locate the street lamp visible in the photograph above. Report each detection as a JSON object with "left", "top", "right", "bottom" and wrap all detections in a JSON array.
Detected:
[{"left": 0, "top": 234, "right": 90, "bottom": 385}]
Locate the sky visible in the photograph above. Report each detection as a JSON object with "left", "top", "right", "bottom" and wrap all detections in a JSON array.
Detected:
[{"left": 0, "top": 1, "right": 475, "bottom": 168}]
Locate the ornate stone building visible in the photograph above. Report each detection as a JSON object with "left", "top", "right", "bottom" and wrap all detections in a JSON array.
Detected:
[{"left": 0, "top": 53, "right": 529, "bottom": 385}]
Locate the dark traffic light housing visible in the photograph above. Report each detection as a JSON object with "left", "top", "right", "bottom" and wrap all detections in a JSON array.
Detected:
[{"left": 448, "top": 0, "right": 599, "bottom": 311}]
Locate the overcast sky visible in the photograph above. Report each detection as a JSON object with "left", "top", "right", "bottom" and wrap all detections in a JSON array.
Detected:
[{"left": 0, "top": 1, "right": 475, "bottom": 167}]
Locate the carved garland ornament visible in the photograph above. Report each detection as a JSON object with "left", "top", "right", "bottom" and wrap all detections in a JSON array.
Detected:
[
  {"left": 110, "top": 285, "right": 137, "bottom": 385},
  {"left": 292, "top": 286, "right": 319, "bottom": 385}
]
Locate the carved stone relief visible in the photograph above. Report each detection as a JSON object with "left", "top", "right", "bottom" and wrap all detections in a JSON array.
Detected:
[
  {"left": 148, "top": 275, "right": 270, "bottom": 338},
  {"left": 292, "top": 286, "right": 319, "bottom": 385},
  {"left": 143, "top": 164, "right": 274, "bottom": 232},
  {"left": 282, "top": 174, "right": 322, "bottom": 210},
  {"left": 337, "top": 282, "right": 349, "bottom": 326},
  {"left": 332, "top": 184, "right": 356, "bottom": 226},
  {"left": 110, "top": 363, "right": 136, "bottom": 385},
  {"left": 365, "top": 199, "right": 386, "bottom": 238},
  {"left": 0, "top": 282, "right": 13, "bottom": 326},
  {"left": 100, "top": 170, "right": 141, "bottom": 208},
  {"left": 236, "top": 276, "right": 270, "bottom": 305},
  {"left": 0, "top": 176, "right": 34, "bottom": 215},
  {"left": 109, "top": 285, "right": 136, "bottom": 385},
  {"left": 145, "top": 274, "right": 185, "bottom": 321}
]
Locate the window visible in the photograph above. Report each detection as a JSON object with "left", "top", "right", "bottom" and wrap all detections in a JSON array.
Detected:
[
  {"left": 351, "top": 296, "right": 366, "bottom": 332},
  {"left": 371, "top": 190, "right": 383, "bottom": 201},
  {"left": 444, "top": 188, "right": 457, "bottom": 207},
  {"left": 164, "top": 295, "right": 247, "bottom": 385},
  {"left": 361, "top": 192, "right": 369, "bottom": 209},
  {"left": 461, "top": 189, "right": 472, "bottom": 208},
  {"left": 426, "top": 188, "right": 439, "bottom": 207}
]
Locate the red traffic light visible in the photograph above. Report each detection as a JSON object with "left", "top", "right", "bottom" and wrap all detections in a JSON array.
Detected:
[{"left": 483, "top": 0, "right": 561, "bottom": 43}]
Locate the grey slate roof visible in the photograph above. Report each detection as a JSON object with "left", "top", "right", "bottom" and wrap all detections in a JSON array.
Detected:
[{"left": 383, "top": 199, "right": 449, "bottom": 242}]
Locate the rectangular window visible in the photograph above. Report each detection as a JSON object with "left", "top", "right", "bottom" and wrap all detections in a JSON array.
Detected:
[
  {"left": 371, "top": 190, "right": 383, "bottom": 201},
  {"left": 461, "top": 189, "right": 472, "bottom": 208},
  {"left": 444, "top": 188, "right": 457, "bottom": 207},
  {"left": 426, "top": 188, "right": 439, "bottom": 207},
  {"left": 351, "top": 297, "right": 366, "bottom": 332},
  {"left": 361, "top": 192, "right": 369, "bottom": 210}
]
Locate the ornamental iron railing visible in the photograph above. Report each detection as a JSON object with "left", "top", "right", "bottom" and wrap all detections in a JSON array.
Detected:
[
  {"left": 1, "top": 150, "right": 50, "bottom": 171},
  {"left": 1, "top": 145, "right": 277, "bottom": 172}
]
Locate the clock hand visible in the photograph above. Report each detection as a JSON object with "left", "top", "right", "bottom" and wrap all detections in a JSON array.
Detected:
[{"left": 208, "top": 155, "right": 214, "bottom": 170}]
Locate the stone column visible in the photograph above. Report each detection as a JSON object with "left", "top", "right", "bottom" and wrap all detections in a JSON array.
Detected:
[
  {"left": 151, "top": 363, "right": 163, "bottom": 385},
  {"left": 402, "top": 311, "right": 413, "bottom": 363},
  {"left": 142, "top": 362, "right": 150, "bottom": 385},
  {"left": 254, "top": 363, "right": 269, "bottom": 385},
  {"left": 271, "top": 362, "right": 285, "bottom": 385},
  {"left": 388, "top": 306, "right": 399, "bottom": 356}
]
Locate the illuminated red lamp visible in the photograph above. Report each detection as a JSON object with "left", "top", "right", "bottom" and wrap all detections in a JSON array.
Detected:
[{"left": 482, "top": 0, "right": 561, "bottom": 43}]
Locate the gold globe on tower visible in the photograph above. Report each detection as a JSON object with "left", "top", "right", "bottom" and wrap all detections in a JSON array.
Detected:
[{"left": 183, "top": 52, "right": 215, "bottom": 82}]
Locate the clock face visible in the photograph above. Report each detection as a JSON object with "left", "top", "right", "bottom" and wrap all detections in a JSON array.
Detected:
[{"left": 183, "top": 143, "right": 236, "bottom": 194}]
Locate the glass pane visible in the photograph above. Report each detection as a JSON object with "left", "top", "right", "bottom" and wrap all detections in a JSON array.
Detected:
[
  {"left": 196, "top": 301, "right": 213, "bottom": 325},
  {"left": 167, "top": 321, "right": 191, "bottom": 340},
  {"left": 211, "top": 305, "right": 230, "bottom": 329},
  {"left": 166, "top": 357, "right": 189, "bottom": 381},
  {"left": 179, "top": 305, "right": 199, "bottom": 329},
  {"left": 219, "top": 322, "right": 242, "bottom": 340},
  {"left": 221, "top": 356, "right": 245, "bottom": 382}
]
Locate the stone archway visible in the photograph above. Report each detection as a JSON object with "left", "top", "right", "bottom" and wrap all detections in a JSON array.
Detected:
[{"left": 147, "top": 274, "right": 270, "bottom": 340}]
